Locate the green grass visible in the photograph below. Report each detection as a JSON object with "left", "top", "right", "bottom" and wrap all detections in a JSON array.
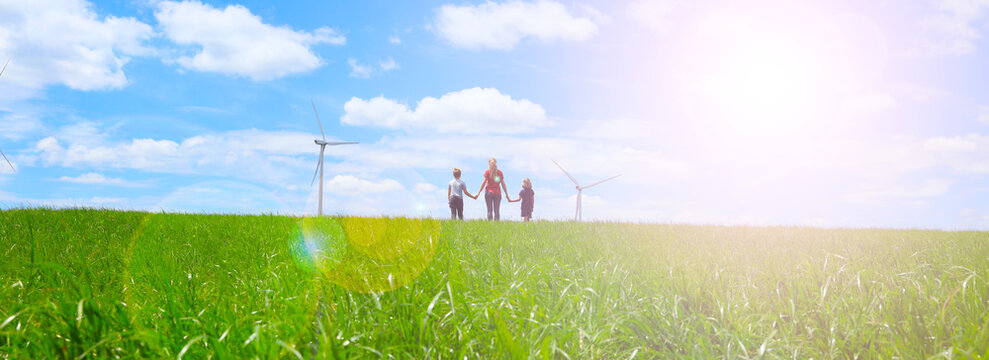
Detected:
[{"left": 1, "top": 208, "right": 987, "bottom": 358}]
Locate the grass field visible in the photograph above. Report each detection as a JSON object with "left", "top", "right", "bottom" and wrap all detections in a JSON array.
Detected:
[{"left": 1, "top": 208, "right": 987, "bottom": 359}]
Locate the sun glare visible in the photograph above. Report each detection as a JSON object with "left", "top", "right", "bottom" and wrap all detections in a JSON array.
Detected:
[
  {"left": 695, "top": 40, "right": 820, "bottom": 130},
  {"left": 678, "top": 5, "right": 876, "bottom": 139}
]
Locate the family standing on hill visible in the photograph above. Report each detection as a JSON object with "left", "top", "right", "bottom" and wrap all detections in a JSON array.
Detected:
[{"left": 448, "top": 157, "right": 534, "bottom": 221}]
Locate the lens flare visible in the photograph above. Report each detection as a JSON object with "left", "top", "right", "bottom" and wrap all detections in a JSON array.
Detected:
[
  {"left": 341, "top": 217, "right": 432, "bottom": 261},
  {"left": 291, "top": 217, "right": 347, "bottom": 273},
  {"left": 291, "top": 216, "right": 442, "bottom": 293}
]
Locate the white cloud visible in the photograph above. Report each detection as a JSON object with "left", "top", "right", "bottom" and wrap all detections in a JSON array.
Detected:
[
  {"left": 348, "top": 57, "right": 398, "bottom": 78},
  {"left": 0, "top": 189, "right": 133, "bottom": 209},
  {"left": 379, "top": 57, "right": 398, "bottom": 71},
  {"left": 923, "top": 133, "right": 989, "bottom": 173},
  {"left": 433, "top": 0, "right": 598, "bottom": 50},
  {"left": 0, "top": 0, "right": 153, "bottom": 96},
  {"left": 155, "top": 0, "right": 345, "bottom": 81},
  {"left": 389, "top": 35, "right": 402, "bottom": 44},
  {"left": 341, "top": 87, "right": 548, "bottom": 134},
  {"left": 959, "top": 208, "right": 989, "bottom": 229},
  {"left": 924, "top": 135, "right": 978, "bottom": 152},
  {"left": 979, "top": 106, "right": 989, "bottom": 124},
  {"left": 843, "top": 179, "right": 953, "bottom": 204},
  {"left": 53, "top": 121, "right": 110, "bottom": 147},
  {"left": 918, "top": 0, "right": 989, "bottom": 55},
  {"left": 303, "top": 179, "right": 441, "bottom": 217},
  {"left": 413, "top": 182, "right": 440, "bottom": 195},
  {"left": 0, "top": 113, "right": 44, "bottom": 140},
  {"left": 90, "top": 197, "right": 126, "bottom": 204},
  {"left": 31, "top": 128, "right": 328, "bottom": 186},
  {"left": 58, "top": 172, "right": 128, "bottom": 185},
  {"left": 347, "top": 58, "right": 374, "bottom": 78},
  {"left": 574, "top": 3, "right": 612, "bottom": 26},
  {"left": 804, "top": 132, "right": 989, "bottom": 179},
  {"left": 158, "top": 180, "right": 297, "bottom": 214},
  {"left": 324, "top": 175, "right": 404, "bottom": 195},
  {"left": 38, "top": 137, "right": 179, "bottom": 169},
  {"left": 628, "top": 0, "right": 678, "bottom": 33}
]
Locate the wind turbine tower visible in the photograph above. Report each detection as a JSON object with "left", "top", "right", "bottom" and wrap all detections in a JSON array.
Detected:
[
  {"left": 310, "top": 100, "right": 357, "bottom": 216},
  {"left": 553, "top": 160, "right": 620, "bottom": 221}
]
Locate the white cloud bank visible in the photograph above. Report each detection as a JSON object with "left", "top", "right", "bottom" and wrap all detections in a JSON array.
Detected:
[
  {"left": 341, "top": 87, "right": 549, "bottom": 134},
  {"left": 0, "top": 0, "right": 153, "bottom": 95},
  {"left": 843, "top": 179, "right": 953, "bottom": 204},
  {"left": 627, "top": 0, "right": 679, "bottom": 33},
  {"left": 348, "top": 57, "right": 398, "bottom": 78},
  {"left": 0, "top": 190, "right": 128, "bottom": 209},
  {"left": 26, "top": 119, "right": 989, "bottom": 226},
  {"left": 433, "top": 0, "right": 598, "bottom": 50},
  {"left": 0, "top": 0, "right": 350, "bottom": 98},
  {"left": 58, "top": 172, "right": 128, "bottom": 185},
  {"left": 978, "top": 106, "right": 989, "bottom": 124},
  {"left": 155, "top": 0, "right": 345, "bottom": 81},
  {"left": 31, "top": 128, "right": 327, "bottom": 186},
  {"left": 920, "top": 0, "right": 989, "bottom": 55},
  {"left": 324, "top": 175, "right": 404, "bottom": 195},
  {"left": 0, "top": 113, "right": 44, "bottom": 141},
  {"left": 923, "top": 133, "right": 989, "bottom": 173}
]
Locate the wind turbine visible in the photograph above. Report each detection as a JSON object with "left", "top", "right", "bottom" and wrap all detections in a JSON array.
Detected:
[
  {"left": 0, "top": 59, "right": 15, "bottom": 173},
  {"left": 553, "top": 160, "right": 620, "bottom": 221},
  {"left": 310, "top": 100, "right": 357, "bottom": 216}
]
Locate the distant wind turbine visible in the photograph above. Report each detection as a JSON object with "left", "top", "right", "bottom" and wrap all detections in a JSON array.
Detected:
[
  {"left": 1, "top": 59, "right": 15, "bottom": 173},
  {"left": 553, "top": 160, "right": 620, "bottom": 221},
  {"left": 310, "top": 100, "right": 357, "bottom": 216}
]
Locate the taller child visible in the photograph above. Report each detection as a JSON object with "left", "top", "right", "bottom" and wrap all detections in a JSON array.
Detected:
[
  {"left": 477, "top": 157, "right": 514, "bottom": 220},
  {"left": 448, "top": 168, "right": 477, "bottom": 220}
]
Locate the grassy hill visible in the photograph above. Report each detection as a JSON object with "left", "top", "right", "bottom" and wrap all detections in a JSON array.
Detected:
[{"left": 1, "top": 208, "right": 987, "bottom": 358}]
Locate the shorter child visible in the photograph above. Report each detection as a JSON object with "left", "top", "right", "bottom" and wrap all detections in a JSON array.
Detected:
[
  {"left": 509, "top": 178, "right": 534, "bottom": 221},
  {"left": 448, "top": 168, "right": 477, "bottom": 220}
]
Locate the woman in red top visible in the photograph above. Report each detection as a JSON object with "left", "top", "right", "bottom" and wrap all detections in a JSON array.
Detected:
[{"left": 477, "top": 157, "right": 515, "bottom": 220}]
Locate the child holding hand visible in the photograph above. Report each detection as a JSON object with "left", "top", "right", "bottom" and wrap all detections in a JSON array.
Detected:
[
  {"left": 508, "top": 178, "right": 534, "bottom": 221},
  {"left": 448, "top": 168, "right": 477, "bottom": 220}
]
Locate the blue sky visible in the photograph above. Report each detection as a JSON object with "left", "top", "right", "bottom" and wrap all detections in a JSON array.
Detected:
[{"left": 1, "top": 0, "right": 989, "bottom": 229}]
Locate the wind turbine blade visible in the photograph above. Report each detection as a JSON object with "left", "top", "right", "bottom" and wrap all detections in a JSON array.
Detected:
[
  {"left": 311, "top": 99, "right": 326, "bottom": 141},
  {"left": 310, "top": 147, "right": 325, "bottom": 186},
  {"left": 582, "top": 174, "right": 621, "bottom": 190},
  {"left": 552, "top": 160, "right": 580, "bottom": 187},
  {"left": 0, "top": 148, "right": 15, "bottom": 173},
  {"left": 0, "top": 59, "right": 8, "bottom": 79},
  {"left": 325, "top": 141, "right": 358, "bottom": 145},
  {"left": 310, "top": 160, "right": 321, "bottom": 186}
]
